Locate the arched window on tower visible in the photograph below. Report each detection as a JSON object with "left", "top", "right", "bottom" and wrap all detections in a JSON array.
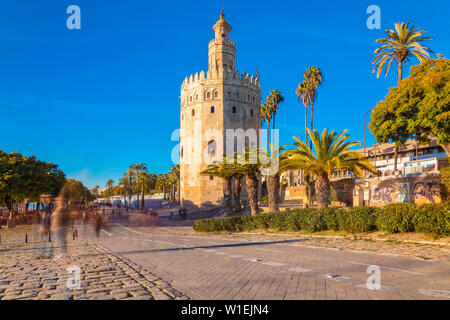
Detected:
[
  {"left": 192, "top": 109, "right": 195, "bottom": 116},
  {"left": 207, "top": 92, "right": 211, "bottom": 99},
  {"left": 211, "top": 106, "right": 215, "bottom": 113},
  {"left": 228, "top": 91, "right": 232, "bottom": 99},
  {"left": 208, "top": 140, "right": 216, "bottom": 159},
  {"left": 250, "top": 109, "right": 254, "bottom": 117},
  {"left": 236, "top": 92, "right": 240, "bottom": 100},
  {"left": 215, "top": 91, "right": 218, "bottom": 98},
  {"left": 232, "top": 106, "right": 237, "bottom": 114},
  {"left": 190, "top": 96, "right": 193, "bottom": 103},
  {"left": 196, "top": 94, "right": 199, "bottom": 101}
]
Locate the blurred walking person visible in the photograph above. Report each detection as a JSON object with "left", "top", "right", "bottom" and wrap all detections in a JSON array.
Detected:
[
  {"left": 51, "top": 197, "right": 71, "bottom": 259},
  {"left": 38, "top": 200, "right": 53, "bottom": 258}
]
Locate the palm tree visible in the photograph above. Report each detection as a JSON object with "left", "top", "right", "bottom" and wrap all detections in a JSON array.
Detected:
[
  {"left": 266, "top": 89, "right": 284, "bottom": 131},
  {"left": 303, "top": 67, "right": 323, "bottom": 151},
  {"left": 234, "top": 148, "right": 265, "bottom": 216},
  {"left": 282, "top": 128, "right": 377, "bottom": 208},
  {"left": 296, "top": 81, "right": 311, "bottom": 146},
  {"left": 372, "top": 22, "right": 433, "bottom": 84},
  {"left": 200, "top": 160, "right": 234, "bottom": 214},
  {"left": 372, "top": 22, "right": 432, "bottom": 173},
  {"left": 105, "top": 179, "right": 114, "bottom": 204},
  {"left": 169, "top": 164, "right": 180, "bottom": 204},
  {"left": 232, "top": 172, "right": 244, "bottom": 213},
  {"left": 260, "top": 102, "right": 272, "bottom": 151},
  {"left": 261, "top": 144, "right": 286, "bottom": 212}
]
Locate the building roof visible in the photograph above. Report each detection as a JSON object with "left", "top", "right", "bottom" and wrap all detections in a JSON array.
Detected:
[{"left": 355, "top": 139, "right": 441, "bottom": 156}]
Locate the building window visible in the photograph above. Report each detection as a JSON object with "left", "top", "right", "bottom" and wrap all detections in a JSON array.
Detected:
[
  {"left": 196, "top": 94, "right": 199, "bottom": 100},
  {"left": 232, "top": 106, "right": 237, "bottom": 114},
  {"left": 181, "top": 147, "right": 183, "bottom": 158},
  {"left": 192, "top": 109, "right": 195, "bottom": 116},
  {"left": 207, "top": 92, "right": 211, "bottom": 99},
  {"left": 215, "top": 91, "right": 218, "bottom": 98},
  {"left": 236, "top": 92, "right": 240, "bottom": 99},
  {"left": 228, "top": 91, "right": 231, "bottom": 98},
  {"left": 210, "top": 176, "right": 214, "bottom": 180},
  {"left": 250, "top": 109, "right": 253, "bottom": 117},
  {"left": 211, "top": 106, "right": 215, "bottom": 113},
  {"left": 252, "top": 96, "right": 255, "bottom": 103},
  {"left": 190, "top": 96, "right": 192, "bottom": 102},
  {"left": 208, "top": 140, "right": 216, "bottom": 158},
  {"left": 248, "top": 95, "right": 250, "bottom": 101}
]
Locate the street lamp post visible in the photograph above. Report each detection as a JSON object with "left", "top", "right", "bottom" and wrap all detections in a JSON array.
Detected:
[{"left": 363, "top": 108, "right": 373, "bottom": 178}]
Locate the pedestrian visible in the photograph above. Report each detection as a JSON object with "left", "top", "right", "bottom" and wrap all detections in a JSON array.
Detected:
[
  {"left": 51, "top": 197, "right": 71, "bottom": 259},
  {"left": 93, "top": 209, "right": 103, "bottom": 238},
  {"left": 38, "top": 201, "right": 53, "bottom": 258}
]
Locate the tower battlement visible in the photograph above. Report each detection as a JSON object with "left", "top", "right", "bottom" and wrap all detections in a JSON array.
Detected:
[{"left": 181, "top": 70, "right": 260, "bottom": 90}]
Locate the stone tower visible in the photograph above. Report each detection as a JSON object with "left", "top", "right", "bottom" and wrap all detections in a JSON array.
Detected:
[{"left": 179, "top": 11, "right": 261, "bottom": 207}]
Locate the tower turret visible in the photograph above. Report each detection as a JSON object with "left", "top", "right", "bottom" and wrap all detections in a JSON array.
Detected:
[{"left": 208, "top": 11, "right": 236, "bottom": 74}]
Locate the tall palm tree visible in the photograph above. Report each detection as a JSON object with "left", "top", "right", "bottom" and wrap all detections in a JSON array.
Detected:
[
  {"left": 372, "top": 22, "right": 432, "bottom": 173},
  {"left": 234, "top": 148, "right": 265, "bottom": 216},
  {"left": 282, "top": 128, "right": 377, "bottom": 208},
  {"left": 260, "top": 144, "right": 286, "bottom": 213},
  {"left": 260, "top": 102, "right": 272, "bottom": 151},
  {"left": 266, "top": 89, "right": 284, "bottom": 131},
  {"left": 169, "top": 164, "right": 180, "bottom": 204},
  {"left": 372, "top": 22, "right": 433, "bottom": 84},
  {"left": 296, "top": 81, "right": 311, "bottom": 146},
  {"left": 200, "top": 160, "right": 234, "bottom": 214},
  {"left": 105, "top": 179, "right": 114, "bottom": 204},
  {"left": 303, "top": 67, "right": 323, "bottom": 151},
  {"left": 232, "top": 172, "right": 244, "bottom": 213}
]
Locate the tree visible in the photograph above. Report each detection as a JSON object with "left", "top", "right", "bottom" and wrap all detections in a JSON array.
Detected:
[
  {"left": 0, "top": 151, "right": 66, "bottom": 219},
  {"left": 370, "top": 58, "right": 450, "bottom": 170},
  {"left": 372, "top": 22, "right": 433, "bottom": 84},
  {"left": 105, "top": 179, "right": 115, "bottom": 204},
  {"left": 261, "top": 144, "right": 286, "bottom": 213},
  {"left": 296, "top": 81, "right": 311, "bottom": 146},
  {"left": 266, "top": 89, "right": 284, "bottom": 131},
  {"left": 282, "top": 129, "right": 377, "bottom": 208},
  {"left": 260, "top": 102, "right": 272, "bottom": 151},
  {"left": 59, "top": 179, "right": 92, "bottom": 204},
  {"left": 303, "top": 66, "right": 323, "bottom": 151},
  {"left": 200, "top": 158, "right": 234, "bottom": 214},
  {"left": 406, "top": 58, "right": 450, "bottom": 154},
  {"left": 234, "top": 149, "right": 265, "bottom": 216},
  {"left": 168, "top": 164, "right": 180, "bottom": 204}
]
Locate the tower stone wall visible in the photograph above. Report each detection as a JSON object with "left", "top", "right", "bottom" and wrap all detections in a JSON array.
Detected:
[{"left": 180, "top": 12, "right": 261, "bottom": 206}]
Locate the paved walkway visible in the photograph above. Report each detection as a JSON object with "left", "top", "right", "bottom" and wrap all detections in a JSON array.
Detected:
[
  {"left": 0, "top": 227, "right": 186, "bottom": 300},
  {"left": 96, "top": 225, "right": 450, "bottom": 300},
  {"left": 1, "top": 224, "right": 449, "bottom": 300}
]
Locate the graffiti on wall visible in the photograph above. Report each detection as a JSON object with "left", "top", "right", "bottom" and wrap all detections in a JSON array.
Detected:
[
  {"left": 372, "top": 183, "right": 410, "bottom": 203},
  {"left": 412, "top": 181, "right": 441, "bottom": 202}
]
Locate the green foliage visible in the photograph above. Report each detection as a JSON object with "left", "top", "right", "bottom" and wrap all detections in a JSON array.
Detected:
[
  {"left": 0, "top": 150, "right": 66, "bottom": 210},
  {"left": 440, "top": 166, "right": 450, "bottom": 200},
  {"left": 370, "top": 58, "right": 450, "bottom": 149},
  {"left": 193, "top": 203, "right": 450, "bottom": 237}
]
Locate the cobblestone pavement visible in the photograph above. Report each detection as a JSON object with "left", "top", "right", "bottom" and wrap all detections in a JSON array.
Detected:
[{"left": 0, "top": 226, "right": 187, "bottom": 300}]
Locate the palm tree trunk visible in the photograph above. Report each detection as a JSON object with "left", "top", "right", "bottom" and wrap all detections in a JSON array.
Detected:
[
  {"left": 310, "top": 100, "right": 314, "bottom": 151},
  {"left": 397, "top": 60, "right": 403, "bottom": 84},
  {"left": 223, "top": 178, "right": 233, "bottom": 214},
  {"left": 141, "top": 179, "right": 145, "bottom": 209},
  {"left": 305, "top": 106, "right": 308, "bottom": 145},
  {"left": 315, "top": 175, "right": 330, "bottom": 208},
  {"left": 267, "top": 119, "right": 270, "bottom": 151},
  {"left": 394, "top": 145, "right": 399, "bottom": 174},
  {"left": 267, "top": 173, "right": 280, "bottom": 212},
  {"left": 245, "top": 174, "right": 259, "bottom": 216},
  {"left": 233, "top": 176, "right": 242, "bottom": 212}
]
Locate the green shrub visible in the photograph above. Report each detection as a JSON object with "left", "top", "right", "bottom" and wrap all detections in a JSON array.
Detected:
[
  {"left": 337, "top": 206, "right": 376, "bottom": 233},
  {"left": 413, "top": 202, "right": 450, "bottom": 236},
  {"left": 193, "top": 202, "right": 449, "bottom": 236},
  {"left": 376, "top": 203, "right": 417, "bottom": 233}
]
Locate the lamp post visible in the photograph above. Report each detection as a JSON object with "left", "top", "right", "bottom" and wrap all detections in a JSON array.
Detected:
[
  {"left": 363, "top": 108, "right": 373, "bottom": 158},
  {"left": 363, "top": 108, "right": 373, "bottom": 178}
]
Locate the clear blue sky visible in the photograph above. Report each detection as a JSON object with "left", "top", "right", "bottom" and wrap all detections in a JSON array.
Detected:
[{"left": 0, "top": 0, "right": 449, "bottom": 188}]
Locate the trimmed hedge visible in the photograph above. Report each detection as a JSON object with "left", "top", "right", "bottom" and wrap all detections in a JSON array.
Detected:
[{"left": 193, "top": 202, "right": 450, "bottom": 237}]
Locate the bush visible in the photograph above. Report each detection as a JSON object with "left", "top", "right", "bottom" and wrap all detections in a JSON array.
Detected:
[
  {"left": 192, "top": 202, "right": 450, "bottom": 236},
  {"left": 376, "top": 203, "right": 417, "bottom": 233}
]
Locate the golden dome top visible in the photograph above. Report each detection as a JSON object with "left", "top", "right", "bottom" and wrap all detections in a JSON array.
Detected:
[{"left": 216, "top": 10, "right": 227, "bottom": 24}]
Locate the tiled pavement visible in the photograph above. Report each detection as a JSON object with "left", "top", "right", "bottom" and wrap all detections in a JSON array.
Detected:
[
  {"left": 93, "top": 224, "right": 450, "bottom": 300},
  {"left": 0, "top": 227, "right": 187, "bottom": 300},
  {"left": 1, "top": 224, "right": 449, "bottom": 300}
]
